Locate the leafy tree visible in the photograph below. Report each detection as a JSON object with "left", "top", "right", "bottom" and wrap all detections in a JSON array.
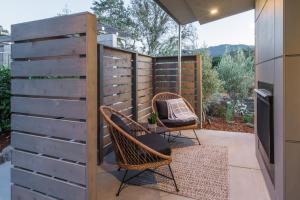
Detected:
[
  {"left": 91, "top": 0, "right": 197, "bottom": 55},
  {"left": 217, "top": 48, "right": 254, "bottom": 106},
  {"left": 92, "top": 0, "right": 133, "bottom": 32},
  {"left": 200, "top": 47, "right": 223, "bottom": 121}
]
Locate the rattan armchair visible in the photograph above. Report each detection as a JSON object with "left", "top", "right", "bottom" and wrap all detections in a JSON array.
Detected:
[
  {"left": 100, "top": 105, "right": 179, "bottom": 196},
  {"left": 152, "top": 92, "right": 201, "bottom": 145}
]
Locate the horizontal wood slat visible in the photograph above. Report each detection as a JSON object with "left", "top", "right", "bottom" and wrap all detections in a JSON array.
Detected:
[
  {"left": 11, "top": 13, "right": 89, "bottom": 41},
  {"left": 12, "top": 36, "right": 86, "bottom": 59},
  {"left": 11, "top": 168, "right": 86, "bottom": 200},
  {"left": 11, "top": 79, "right": 86, "bottom": 98},
  {"left": 11, "top": 132, "right": 86, "bottom": 163},
  {"left": 103, "top": 93, "right": 131, "bottom": 105},
  {"left": 137, "top": 55, "right": 152, "bottom": 63},
  {"left": 11, "top": 97, "right": 86, "bottom": 119},
  {"left": 103, "top": 76, "right": 131, "bottom": 85},
  {"left": 11, "top": 58, "right": 86, "bottom": 77},
  {"left": 137, "top": 75, "right": 152, "bottom": 83},
  {"left": 104, "top": 48, "right": 132, "bottom": 61},
  {"left": 12, "top": 185, "right": 56, "bottom": 200},
  {"left": 12, "top": 150, "right": 86, "bottom": 185},
  {"left": 103, "top": 85, "right": 131, "bottom": 96},
  {"left": 11, "top": 114, "right": 86, "bottom": 141}
]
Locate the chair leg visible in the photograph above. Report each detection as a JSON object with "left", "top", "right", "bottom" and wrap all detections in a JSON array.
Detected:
[
  {"left": 193, "top": 129, "right": 201, "bottom": 145},
  {"left": 168, "top": 165, "right": 179, "bottom": 192},
  {"left": 116, "top": 169, "right": 128, "bottom": 196}
]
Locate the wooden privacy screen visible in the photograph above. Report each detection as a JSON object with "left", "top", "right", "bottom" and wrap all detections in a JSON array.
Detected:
[
  {"left": 98, "top": 48, "right": 202, "bottom": 160},
  {"left": 98, "top": 46, "right": 154, "bottom": 158},
  {"left": 154, "top": 55, "right": 202, "bottom": 119},
  {"left": 10, "top": 13, "right": 97, "bottom": 199}
]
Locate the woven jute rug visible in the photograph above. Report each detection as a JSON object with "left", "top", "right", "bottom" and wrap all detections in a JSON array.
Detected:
[{"left": 128, "top": 144, "right": 229, "bottom": 200}]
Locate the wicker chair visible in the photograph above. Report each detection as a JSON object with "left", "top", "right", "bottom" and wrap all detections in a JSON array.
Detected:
[
  {"left": 100, "top": 105, "right": 179, "bottom": 196},
  {"left": 152, "top": 92, "right": 201, "bottom": 145}
]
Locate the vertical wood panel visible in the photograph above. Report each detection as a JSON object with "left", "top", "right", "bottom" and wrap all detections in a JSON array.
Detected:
[
  {"left": 132, "top": 53, "right": 138, "bottom": 121},
  {"left": 85, "top": 13, "right": 97, "bottom": 200},
  {"left": 196, "top": 55, "right": 202, "bottom": 128}
]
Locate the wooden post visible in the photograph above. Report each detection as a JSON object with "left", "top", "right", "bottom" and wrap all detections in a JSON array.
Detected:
[
  {"left": 98, "top": 44, "right": 104, "bottom": 164},
  {"left": 152, "top": 57, "right": 156, "bottom": 95},
  {"left": 84, "top": 13, "right": 97, "bottom": 200},
  {"left": 132, "top": 53, "right": 138, "bottom": 121},
  {"left": 196, "top": 54, "right": 203, "bottom": 128}
]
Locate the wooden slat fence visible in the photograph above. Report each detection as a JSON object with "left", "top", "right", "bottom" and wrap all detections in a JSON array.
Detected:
[
  {"left": 10, "top": 11, "right": 203, "bottom": 199},
  {"left": 154, "top": 55, "right": 202, "bottom": 119},
  {"left": 98, "top": 50, "right": 202, "bottom": 161},
  {"left": 10, "top": 13, "right": 97, "bottom": 200},
  {"left": 98, "top": 46, "right": 154, "bottom": 159}
]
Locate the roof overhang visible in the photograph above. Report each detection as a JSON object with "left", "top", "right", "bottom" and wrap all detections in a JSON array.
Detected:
[{"left": 155, "top": 0, "right": 255, "bottom": 25}]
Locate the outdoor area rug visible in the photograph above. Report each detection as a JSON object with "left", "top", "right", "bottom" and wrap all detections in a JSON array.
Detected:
[{"left": 128, "top": 144, "right": 229, "bottom": 200}]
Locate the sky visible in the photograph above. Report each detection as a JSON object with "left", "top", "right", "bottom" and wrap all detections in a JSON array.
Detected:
[{"left": 0, "top": 0, "right": 254, "bottom": 47}]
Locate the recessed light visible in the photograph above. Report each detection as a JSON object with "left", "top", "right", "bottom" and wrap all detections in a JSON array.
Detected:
[{"left": 210, "top": 9, "right": 218, "bottom": 15}]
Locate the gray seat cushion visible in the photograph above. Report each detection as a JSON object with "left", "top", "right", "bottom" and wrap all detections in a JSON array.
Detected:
[
  {"left": 110, "top": 114, "right": 133, "bottom": 136},
  {"left": 156, "top": 100, "right": 168, "bottom": 119},
  {"left": 137, "top": 134, "right": 171, "bottom": 156},
  {"left": 160, "top": 118, "right": 196, "bottom": 128}
]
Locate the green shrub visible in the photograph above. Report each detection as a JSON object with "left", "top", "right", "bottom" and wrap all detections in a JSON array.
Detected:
[
  {"left": 225, "top": 102, "right": 234, "bottom": 122},
  {"left": 0, "top": 66, "right": 10, "bottom": 133},
  {"left": 243, "top": 114, "right": 254, "bottom": 124},
  {"left": 207, "top": 100, "right": 227, "bottom": 118}
]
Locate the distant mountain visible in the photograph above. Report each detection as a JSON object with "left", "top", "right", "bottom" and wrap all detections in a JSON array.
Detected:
[{"left": 207, "top": 44, "right": 254, "bottom": 57}]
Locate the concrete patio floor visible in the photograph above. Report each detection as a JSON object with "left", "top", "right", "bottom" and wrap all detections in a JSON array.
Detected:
[
  {"left": 0, "top": 162, "right": 11, "bottom": 200},
  {"left": 97, "top": 129, "right": 271, "bottom": 200}
]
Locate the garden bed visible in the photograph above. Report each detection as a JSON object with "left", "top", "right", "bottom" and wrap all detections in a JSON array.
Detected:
[
  {"left": 203, "top": 117, "right": 254, "bottom": 133},
  {"left": 0, "top": 132, "right": 10, "bottom": 152}
]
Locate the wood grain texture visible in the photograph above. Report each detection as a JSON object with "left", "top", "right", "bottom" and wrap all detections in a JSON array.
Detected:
[
  {"left": 12, "top": 150, "right": 86, "bottom": 184},
  {"left": 11, "top": 79, "right": 86, "bottom": 98},
  {"left": 11, "top": 57, "right": 86, "bottom": 77},
  {"left": 11, "top": 132, "right": 87, "bottom": 163},
  {"left": 85, "top": 13, "right": 98, "bottom": 200},
  {"left": 11, "top": 114, "right": 86, "bottom": 141},
  {"left": 11, "top": 12, "right": 89, "bottom": 41},
  {"left": 12, "top": 185, "right": 56, "bottom": 200},
  {"left": 11, "top": 96, "right": 87, "bottom": 119},
  {"left": 11, "top": 168, "right": 86, "bottom": 200},
  {"left": 12, "top": 36, "right": 86, "bottom": 59}
]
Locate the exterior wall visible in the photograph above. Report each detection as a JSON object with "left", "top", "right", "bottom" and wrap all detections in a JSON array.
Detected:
[
  {"left": 284, "top": 1, "right": 300, "bottom": 199},
  {"left": 256, "top": 0, "right": 300, "bottom": 199},
  {"left": 255, "top": 0, "right": 284, "bottom": 199},
  {"left": 97, "top": 34, "right": 118, "bottom": 47}
]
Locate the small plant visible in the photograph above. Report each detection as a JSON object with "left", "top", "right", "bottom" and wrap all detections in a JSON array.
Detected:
[
  {"left": 148, "top": 112, "right": 158, "bottom": 124},
  {"left": 225, "top": 102, "right": 234, "bottom": 123},
  {"left": 243, "top": 114, "right": 254, "bottom": 124}
]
